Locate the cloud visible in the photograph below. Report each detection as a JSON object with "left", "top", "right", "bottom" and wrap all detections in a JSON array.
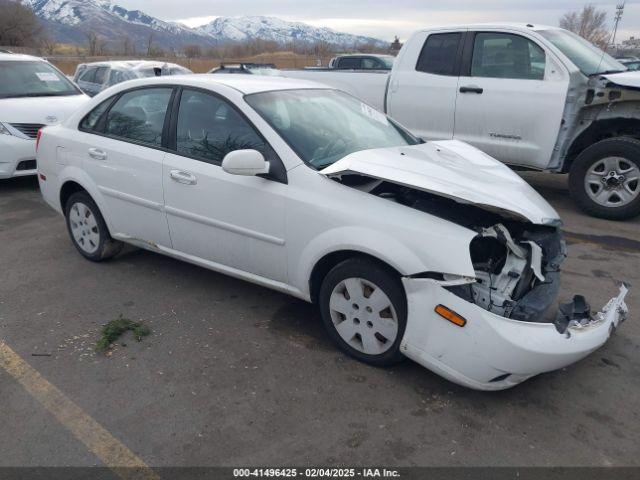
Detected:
[{"left": 120, "top": 0, "right": 639, "bottom": 41}]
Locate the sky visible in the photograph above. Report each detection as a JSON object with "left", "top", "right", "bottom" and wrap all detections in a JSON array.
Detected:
[{"left": 115, "top": 0, "right": 640, "bottom": 42}]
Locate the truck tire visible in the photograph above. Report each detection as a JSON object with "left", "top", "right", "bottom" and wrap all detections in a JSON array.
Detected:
[{"left": 569, "top": 137, "right": 640, "bottom": 220}]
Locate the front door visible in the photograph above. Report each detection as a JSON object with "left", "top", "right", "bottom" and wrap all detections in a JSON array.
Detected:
[
  {"left": 453, "top": 30, "right": 569, "bottom": 168},
  {"left": 162, "top": 88, "right": 288, "bottom": 282}
]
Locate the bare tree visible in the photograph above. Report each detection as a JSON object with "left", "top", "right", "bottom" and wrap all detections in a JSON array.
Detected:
[
  {"left": 120, "top": 35, "right": 135, "bottom": 56},
  {"left": 183, "top": 44, "right": 202, "bottom": 58},
  {"left": 560, "top": 4, "right": 609, "bottom": 48},
  {"left": 146, "top": 32, "right": 154, "bottom": 57},
  {"left": 85, "top": 31, "right": 100, "bottom": 56},
  {"left": 41, "top": 36, "right": 58, "bottom": 55},
  {"left": 0, "top": 0, "right": 43, "bottom": 47}
]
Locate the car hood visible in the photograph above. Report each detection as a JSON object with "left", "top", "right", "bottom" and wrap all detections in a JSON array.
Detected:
[
  {"left": 602, "top": 71, "right": 640, "bottom": 89},
  {"left": 0, "top": 94, "right": 89, "bottom": 124},
  {"left": 320, "top": 140, "right": 560, "bottom": 225}
]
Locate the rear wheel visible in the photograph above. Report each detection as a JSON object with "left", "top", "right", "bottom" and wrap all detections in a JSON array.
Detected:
[
  {"left": 64, "top": 191, "right": 123, "bottom": 261},
  {"left": 319, "top": 257, "right": 407, "bottom": 366},
  {"left": 569, "top": 137, "right": 640, "bottom": 220}
]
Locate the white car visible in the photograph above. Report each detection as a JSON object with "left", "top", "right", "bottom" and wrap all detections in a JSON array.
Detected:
[
  {"left": 73, "top": 61, "right": 193, "bottom": 97},
  {"left": 36, "top": 75, "right": 630, "bottom": 390},
  {"left": 0, "top": 53, "right": 89, "bottom": 180}
]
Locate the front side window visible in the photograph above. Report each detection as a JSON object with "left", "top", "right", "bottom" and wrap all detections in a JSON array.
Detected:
[
  {"left": 0, "top": 61, "right": 80, "bottom": 99},
  {"left": 176, "top": 89, "right": 265, "bottom": 164},
  {"left": 416, "top": 32, "right": 462, "bottom": 76},
  {"left": 78, "top": 67, "right": 96, "bottom": 83},
  {"left": 245, "top": 89, "right": 419, "bottom": 169},
  {"left": 104, "top": 88, "right": 172, "bottom": 146},
  {"left": 471, "top": 32, "right": 546, "bottom": 80},
  {"left": 362, "top": 58, "right": 379, "bottom": 70},
  {"left": 94, "top": 67, "right": 109, "bottom": 86}
]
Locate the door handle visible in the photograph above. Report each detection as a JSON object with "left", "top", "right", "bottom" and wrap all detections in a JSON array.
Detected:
[
  {"left": 88, "top": 148, "right": 107, "bottom": 160},
  {"left": 169, "top": 169, "right": 197, "bottom": 185},
  {"left": 459, "top": 85, "right": 484, "bottom": 94}
]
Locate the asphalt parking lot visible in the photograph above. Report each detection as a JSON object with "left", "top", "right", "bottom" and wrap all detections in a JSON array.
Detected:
[{"left": 1, "top": 172, "right": 639, "bottom": 470}]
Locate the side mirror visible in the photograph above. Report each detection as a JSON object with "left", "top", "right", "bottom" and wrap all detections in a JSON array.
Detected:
[{"left": 222, "top": 149, "right": 270, "bottom": 176}]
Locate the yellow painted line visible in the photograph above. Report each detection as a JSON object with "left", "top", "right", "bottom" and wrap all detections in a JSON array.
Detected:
[{"left": 0, "top": 341, "right": 160, "bottom": 480}]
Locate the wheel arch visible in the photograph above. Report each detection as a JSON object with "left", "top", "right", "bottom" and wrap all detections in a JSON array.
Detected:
[
  {"left": 565, "top": 118, "right": 640, "bottom": 172},
  {"left": 308, "top": 250, "right": 403, "bottom": 304}
]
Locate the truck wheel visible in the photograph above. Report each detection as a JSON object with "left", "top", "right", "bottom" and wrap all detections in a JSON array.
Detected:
[{"left": 569, "top": 137, "right": 640, "bottom": 220}]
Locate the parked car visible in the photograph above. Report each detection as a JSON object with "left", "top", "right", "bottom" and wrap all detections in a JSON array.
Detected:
[
  {"left": 327, "top": 54, "right": 395, "bottom": 70},
  {"left": 73, "top": 61, "right": 192, "bottom": 97},
  {"left": 0, "top": 53, "right": 88, "bottom": 180},
  {"left": 209, "top": 63, "right": 280, "bottom": 75},
  {"left": 284, "top": 24, "right": 640, "bottom": 220},
  {"left": 36, "top": 75, "right": 629, "bottom": 390},
  {"left": 620, "top": 59, "right": 640, "bottom": 71}
]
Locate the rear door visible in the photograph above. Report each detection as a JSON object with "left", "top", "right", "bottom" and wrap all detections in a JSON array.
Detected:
[
  {"left": 386, "top": 30, "right": 465, "bottom": 140},
  {"left": 453, "top": 30, "right": 569, "bottom": 168},
  {"left": 79, "top": 86, "right": 174, "bottom": 247}
]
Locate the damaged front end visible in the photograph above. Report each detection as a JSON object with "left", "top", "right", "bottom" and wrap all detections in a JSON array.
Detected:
[{"left": 321, "top": 142, "right": 630, "bottom": 388}]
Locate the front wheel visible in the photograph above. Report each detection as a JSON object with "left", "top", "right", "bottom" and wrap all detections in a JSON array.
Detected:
[
  {"left": 569, "top": 137, "right": 640, "bottom": 220},
  {"left": 64, "top": 191, "right": 123, "bottom": 261},
  {"left": 319, "top": 257, "right": 407, "bottom": 366}
]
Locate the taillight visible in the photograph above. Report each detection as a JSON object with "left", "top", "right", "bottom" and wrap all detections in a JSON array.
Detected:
[{"left": 36, "top": 128, "right": 43, "bottom": 152}]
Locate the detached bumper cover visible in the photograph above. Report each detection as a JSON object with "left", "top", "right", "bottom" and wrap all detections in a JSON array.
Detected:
[{"left": 400, "top": 278, "right": 630, "bottom": 391}]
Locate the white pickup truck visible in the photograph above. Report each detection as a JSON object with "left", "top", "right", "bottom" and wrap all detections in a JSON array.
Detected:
[{"left": 284, "top": 24, "right": 640, "bottom": 220}]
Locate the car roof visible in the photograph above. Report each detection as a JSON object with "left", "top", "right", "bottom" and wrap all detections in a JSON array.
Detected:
[
  {"left": 335, "top": 53, "right": 394, "bottom": 58},
  {"left": 0, "top": 53, "right": 46, "bottom": 62},
  {"left": 77, "top": 60, "right": 186, "bottom": 71},
  {"left": 115, "top": 74, "right": 329, "bottom": 95},
  {"left": 416, "top": 23, "right": 559, "bottom": 33}
]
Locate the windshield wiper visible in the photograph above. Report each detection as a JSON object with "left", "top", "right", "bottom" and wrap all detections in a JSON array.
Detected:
[
  {"left": 593, "top": 69, "right": 627, "bottom": 76},
  {"left": 0, "top": 92, "right": 74, "bottom": 98}
]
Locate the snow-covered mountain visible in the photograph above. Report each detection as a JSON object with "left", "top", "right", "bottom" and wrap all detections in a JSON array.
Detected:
[
  {"left": 23, "top": 0, "right": 211, "bottom": 50},
  {"left": 22, "top": 0, "right": 387, "bottom": 51},
  {"left": 198, "top": 16, "right": 386, "bottom": 48}
]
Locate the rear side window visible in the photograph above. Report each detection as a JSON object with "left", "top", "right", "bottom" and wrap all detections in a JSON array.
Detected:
[
  {"left": 104, "top": 88, "right": 173, "bottom": 146},
  {"left": 336, "top": 57, "right": 361, "bottom": 69},
  {"left": 416, "top": 32, "right": 462, "bottom": 75},
  {"left": 471, "top": 32, "right": 545, "bottom": 80},
  {"left": 79, "top": 98, "right": 113, "bottom": 131},
  {"left": 175, "top": 89, "right": 265, "bottom": 164}
]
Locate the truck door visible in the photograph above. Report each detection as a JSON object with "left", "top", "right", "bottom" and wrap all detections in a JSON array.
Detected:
[
  {"left": 386, "top": 30, "right": 465, "bottom": 141},
  {"left": 453, "top": 30, "right": 569, "bottom": 169}
]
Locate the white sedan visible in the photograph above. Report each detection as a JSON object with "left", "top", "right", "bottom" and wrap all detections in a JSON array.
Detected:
[{"left": 36, "top": 75, "right": 630, "bottom": 390}]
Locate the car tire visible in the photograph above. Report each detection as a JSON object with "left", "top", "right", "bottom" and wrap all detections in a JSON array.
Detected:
[
  {"left": 64, "top": 191, "right": 123, "bottom": 261},
  {"left": 319, "top": 257, "right": 407, "bottom": 367},
  {"left": 569, "top": 137, "right": 640, "bottom": 220}
]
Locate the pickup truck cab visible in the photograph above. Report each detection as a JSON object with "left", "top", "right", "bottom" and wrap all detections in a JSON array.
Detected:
[{"left": 284, "top": 24, "right": 640, "bottom": 220}]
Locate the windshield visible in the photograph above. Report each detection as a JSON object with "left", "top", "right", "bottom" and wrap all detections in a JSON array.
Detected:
[
  {"left": 246, "top": 89, "right": 420, "bottom": 169},
  {"left": 0, "top": 60, "right": 79, "bottom": 99},
  {"left": 539, "top": 29, "right": 626, "bottom": 76}
]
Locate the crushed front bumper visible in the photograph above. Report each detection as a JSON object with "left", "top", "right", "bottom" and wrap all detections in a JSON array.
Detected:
[{"left": 400, "top": 278, "right": 630, "bottom": 391}]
